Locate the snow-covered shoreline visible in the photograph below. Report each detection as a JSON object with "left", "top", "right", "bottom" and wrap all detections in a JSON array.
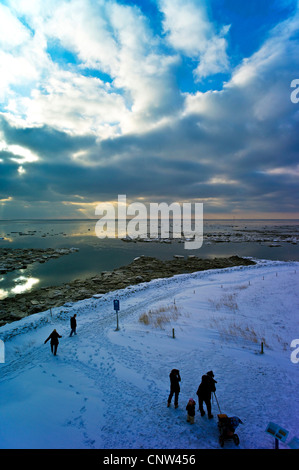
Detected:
[
  {"left": 0, "top": 255, "right": 255, "bottom": 326},
  {"left": 0, "top": 258, "right": 298, "bottom": 449}
]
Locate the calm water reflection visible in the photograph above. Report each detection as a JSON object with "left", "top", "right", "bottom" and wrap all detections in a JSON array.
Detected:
[{"left": 0, "top": 219, "right": 298, "bottom": 299}]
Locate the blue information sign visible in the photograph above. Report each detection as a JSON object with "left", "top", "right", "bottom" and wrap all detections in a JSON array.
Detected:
[{"left": 265, "top": 422, "right": 289, "bottom": 443}]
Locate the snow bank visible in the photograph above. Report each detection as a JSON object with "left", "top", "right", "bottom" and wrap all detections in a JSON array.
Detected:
[{"left": 0, "top": 259, "right": 298, "bottom": 449}]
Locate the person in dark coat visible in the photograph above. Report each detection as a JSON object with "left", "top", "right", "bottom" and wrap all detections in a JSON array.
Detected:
[
  {"left": 44, "top": 329, "right": 62, "bottom": 356},
  {"left": 70, "top": 314, "right": 77, "bottom": 337},
  {"left": 196, "top": 370, "right": 217, "bottom": 418},
  {"left": 186, "top": 398, "right": 196, "bottom": 424},
  {"left": 167, "top": 369, "right": 181, "bottom": 408}
]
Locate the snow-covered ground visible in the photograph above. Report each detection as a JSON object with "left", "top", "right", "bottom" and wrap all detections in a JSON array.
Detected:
[{"left": 0, "top": 259, "right": 298, "bottom": 449}]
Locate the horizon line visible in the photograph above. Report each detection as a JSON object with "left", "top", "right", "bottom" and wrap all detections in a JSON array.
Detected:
[{"left": 1, "top": 218, "right": 299, "bottom": 222}]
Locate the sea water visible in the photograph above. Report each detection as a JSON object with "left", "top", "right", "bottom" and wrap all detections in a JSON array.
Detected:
[{"left": 0, "top": 219, "right": 298, "bottom": 299}]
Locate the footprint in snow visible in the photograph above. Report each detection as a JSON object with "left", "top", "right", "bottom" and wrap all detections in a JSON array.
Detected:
[{"left": 85, "top": 438, "right": 95, "bottom": 447}]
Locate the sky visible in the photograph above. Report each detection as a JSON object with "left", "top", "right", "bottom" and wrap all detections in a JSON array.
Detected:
[{"left": 0, "top": 0, "right": 299, "bottom": 219}]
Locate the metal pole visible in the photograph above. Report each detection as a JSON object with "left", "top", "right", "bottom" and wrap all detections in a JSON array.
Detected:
[
  {"left": 116, "top": 311, "right": 119, "bottom": 331},
  {"left": 214, "top": 392, "right": 222, "bottom": 414}
]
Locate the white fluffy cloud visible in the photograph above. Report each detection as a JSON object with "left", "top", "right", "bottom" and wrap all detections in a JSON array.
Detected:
[
  {"left": 2, "top": 0, "right": 183, "bottom": 137},
  {"left": 0, "top": 3, "right": 47, "bottom": 102},
  {"left": 159, "top": 0, "right": 230, "bottom": 79},
  {"left": 0, "top": 3, "right": 30, "bottom": 48},
  {"left": 10, "top": 68, "right": 129, "bottom": 138}
]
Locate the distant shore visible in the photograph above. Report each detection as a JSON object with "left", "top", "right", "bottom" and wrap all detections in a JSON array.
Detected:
[{"left": 0, "top": 254, "right": 255, "bottom": 326}]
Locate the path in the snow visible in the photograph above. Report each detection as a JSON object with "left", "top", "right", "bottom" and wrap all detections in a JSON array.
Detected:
[{"left": 0, "top": 259, "right": 298, "bottom": 449}]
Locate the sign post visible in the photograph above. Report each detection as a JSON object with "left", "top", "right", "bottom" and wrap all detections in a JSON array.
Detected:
[
  {"left": 265, "top": 422, "right": 289, "bottom": 449},
  {"left": 113, "top": 299, "right": 120, "bottom": 331}
]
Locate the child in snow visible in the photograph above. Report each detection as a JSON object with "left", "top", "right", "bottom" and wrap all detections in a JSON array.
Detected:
[{"left": 186, "top": 398, "right": 196, "bottom": 424}]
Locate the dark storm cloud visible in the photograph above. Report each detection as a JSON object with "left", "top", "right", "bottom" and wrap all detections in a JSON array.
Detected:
[
  {"left": 0, "top": 116, "right": 97, "bottom": 160},
  {"left": 1, "top": 89, "right": 299, "bottom": 216}
]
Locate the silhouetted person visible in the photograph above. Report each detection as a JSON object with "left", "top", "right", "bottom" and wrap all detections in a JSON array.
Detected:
[
  {"left": 167, "top": 369, "right": 181, "bottom": 408},
  {"left": 196, "top": 370, "right": 217, "bottom": 419},
  {"left": 70, "top": 314, "right": 77, "bottom": 336},
  {"left": 44, "top": 329, "right": 62, "bottom": 356}
]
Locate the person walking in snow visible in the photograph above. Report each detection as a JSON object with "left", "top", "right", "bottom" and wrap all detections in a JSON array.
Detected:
[
  {"left": 70, "top": 314, "right": 77, "bottom": 337},
  {"left": 44, "top": 329, "right": 62, "bottom": 356},
  {"left": 186, "top": 398, "right": 196, "bottom": 424},
  {"left": 167, "top": 369, "right": 181, "bottom": 408},
  {"left": 196, "top": 370, "right": 217, "bottom": 419}
]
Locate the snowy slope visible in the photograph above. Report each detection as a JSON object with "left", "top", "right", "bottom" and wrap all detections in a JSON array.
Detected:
[{"left": 0, "top": 259, "right": 298, "bottom": 449}]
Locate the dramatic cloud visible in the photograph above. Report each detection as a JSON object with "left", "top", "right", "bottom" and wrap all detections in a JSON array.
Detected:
[
  {"left": 159, "top": 0, "right": 230, "bottom": 79},
  {"left": 0, "top": 0, "right": 298, "bottom": 218}
]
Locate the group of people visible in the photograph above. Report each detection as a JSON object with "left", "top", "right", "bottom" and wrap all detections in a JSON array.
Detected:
[
  {"left": 44, "top": 320, "right": 216, "bottom": 426},
  {"left": 44, "top": 314, "right": 77, "bottom": 356},
  {"left": 167, "top": 368, "right": 217, "bottom": 423}
]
